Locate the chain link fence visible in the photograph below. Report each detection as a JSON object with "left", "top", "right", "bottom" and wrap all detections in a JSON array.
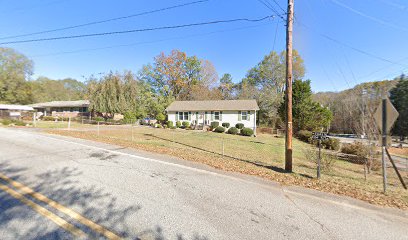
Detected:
[{"left": 37, "top": 119, "right": 408, "bottom": 195}]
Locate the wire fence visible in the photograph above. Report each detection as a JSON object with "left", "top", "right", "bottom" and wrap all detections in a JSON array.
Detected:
[{"left": 37, "top": 119, "right": 408, "bottom": 195}]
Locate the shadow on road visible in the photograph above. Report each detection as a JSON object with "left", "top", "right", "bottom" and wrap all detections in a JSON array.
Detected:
[{"left": 0, "top": 160, "right": 208, "bottom": 239}]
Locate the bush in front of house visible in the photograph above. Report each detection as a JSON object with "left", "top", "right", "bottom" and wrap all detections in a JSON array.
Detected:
[
  {"left": 170, "top": 126, "right": 177, "bottom": 129},
  {"left": 94, "top": 116, "right": 105, "bottom": 122},
  {"left": 14, "top": 120, "right": 26, "bottom": 126},
  {"left": 210, "top": 121, "right": 219, "bottom": 130},
  {"left": 176, "top": 121, "right": 182, "bottom": 128},
  {"left": 182, "top": 121, "right": 190, "bottom": 128},
  {"left": 297, "top": 130, "right": 313, "bottom": 143},
  {"left": 227, "top": 127, "right": 238, "bottom": 135},
  {"left": 241, "top": 127, "right": 254, "bottom": 136},
  {"left": 42, "top": 116, "right": 56, "bottom": 121},
  {"left": 235, "top": 123, "right": 244, "bottom": 129},
  {"left": 156, "top": 124, "right": 163, "bottom": 128},
  {"left": 1, "top": 119, "right": 12, "bottom": 125},
  {"left": 214, "top": 126, "right": 225, "bottom": 133},
  {"left": 167, "top": 121, "right": 174, "bottom": 128},
  {"left": 222, "top": 122, "right": 230, "bottom": 128}
]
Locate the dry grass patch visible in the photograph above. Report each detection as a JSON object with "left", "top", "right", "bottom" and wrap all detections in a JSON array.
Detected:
[{"left": 46, "top": 126, "right": 408, "bottom": 210}]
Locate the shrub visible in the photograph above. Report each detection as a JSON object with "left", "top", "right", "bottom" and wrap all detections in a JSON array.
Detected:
[
  {"left": 297, "top": 130, "right": 313, "bottom": 143},
  {"left": 235, "top": 123, "right": 244, "bottom": 129},
  {"left": 321, "top": 138, "right": 340, "bottom": 151},
  {"left": 341, "top": 142, "right": 369, "bottom": 157},
  {"left": 227, "top": 127, "right": 238, "bottom": 135},
  {"left": 176, "top": 121, "right": 182, "bottom": 128},
  {"left": 156, "top": 124, "right": 163, "bottom": 128},
  {"left": 156, "top": 112, "right": 165, "bottom": 123},
  {"left": 222, "top": 122, "right": 230, "bottom": 128},
  {"left": 210, "top": 121, "right": 219, "bottom": 130},
  {"left": 167, "top": 121, "right": 174, "bottom": 128},
  {"left": 303, "top": 147, "right": 337, "bottom": 172},
  {"left": 170, "top": 126, "right": 177, "bottom": 129},
  {"left": 1, "top": 119, "right": 12, "bottom": 125},
  {"left": 214, "top": 126, "right": 225, "bottom": 133},
  {"left": 182, "top": 121, "right": 190, "bottom": 128},
  {"left": 123, "top": 111, "right": 137, "bottom": 124},
  {"left": 94, "top": 117, "right": 104, "bottom": 122},
  {"left": 14, "top": 120, "right": 26, "bottom": 126},
  {"left": 42, "top": 116, "right": 56, "bottom": 121},
  {"left": 241, "top": 128, "right": 254, "bottom": 136}
]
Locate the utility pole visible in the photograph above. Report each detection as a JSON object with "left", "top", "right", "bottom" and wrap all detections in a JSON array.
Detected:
[{"left": 285, "top": 0, "right": 294, "bottom": 172}]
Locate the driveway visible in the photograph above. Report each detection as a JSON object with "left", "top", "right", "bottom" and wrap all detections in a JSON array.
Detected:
[{"left": 0, "top": 128, "right": 407, "bottom": 239}]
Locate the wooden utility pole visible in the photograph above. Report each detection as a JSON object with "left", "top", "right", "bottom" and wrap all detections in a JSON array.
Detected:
[{"left": 285, "top": 0, "right": 294, "bottom": 172}]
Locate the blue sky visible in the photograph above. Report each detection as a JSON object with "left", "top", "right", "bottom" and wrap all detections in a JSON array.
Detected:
[{"left": 1, "top": 0, "right": 407, "bottom": 92}]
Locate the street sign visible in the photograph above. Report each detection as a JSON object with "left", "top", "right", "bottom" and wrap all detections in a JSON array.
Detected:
[
  {"left": 374, "top": 97, "right": 399, "bottom": 134},
  {"left": 312, "top": 132, "right": 329, "bottom": 140},
  {"left": 312, "top": 132, "right": 329, "bottom": 179}
]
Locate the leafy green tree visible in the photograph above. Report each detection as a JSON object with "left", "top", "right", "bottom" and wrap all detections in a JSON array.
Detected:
[
  {"left": 87, "top": 72, "right": 127, "bottom": 119},
  {"left": 279, "top": 79, "right": 332, "bottom": 131},
  {"left": 238, "top": 50, "right": 305, "bottom": 127},
  {"left": 30, "top": 77, "right": 86, "bottom": 103},
  {"left": 390, "top": 74, "right": 408, "bottom": 140},
  {"left": 0, "top": 47, "right": 33, "bottom": 104}
]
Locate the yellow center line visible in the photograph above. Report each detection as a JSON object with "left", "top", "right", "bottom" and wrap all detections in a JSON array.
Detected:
[
  {"left": 0, "top": 183, "right": 86, "bottom": 238},
  {"left": 0, "top": 173, "right": 122, "bottom": 240}
]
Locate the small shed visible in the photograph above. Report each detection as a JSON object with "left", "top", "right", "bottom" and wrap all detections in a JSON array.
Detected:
[{"left": 0, "top": 104, "right": 34, "bottom": 120}]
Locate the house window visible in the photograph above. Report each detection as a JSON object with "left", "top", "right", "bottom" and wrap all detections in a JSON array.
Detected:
[
  {"left": 178, "top": 112, "right": 189, "bottom": 121},
  {"left": 214, "top": 111, "right": 220, "bottom": 121},
  {"left": 241, "top": 111, "right": 248, "bottom": 121}
]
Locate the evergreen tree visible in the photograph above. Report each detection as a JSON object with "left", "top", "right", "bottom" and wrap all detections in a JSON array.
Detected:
[{"left": 390, "top": 74, "right": 408, "bottom": 140}]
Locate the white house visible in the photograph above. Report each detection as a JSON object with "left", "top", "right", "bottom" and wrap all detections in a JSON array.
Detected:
[{"left": 165, "top": 100, "right": 259, "bottom": 131}]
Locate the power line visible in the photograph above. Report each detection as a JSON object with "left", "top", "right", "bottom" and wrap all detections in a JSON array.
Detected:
[
  {"left": 0, "top": 16, "right": 274, "bottom": 45},
  {"left": 29, "top": 23, "right": 273, "bottom": 58},
  {"left": 330, "top": 0, "right": 408, "bottom": 32},
  {"left": 297, "top": 22, "right": 408, "bottom": 68},
  {"left": 269, "top": 0, "right": 286, "bottom": 13},
  {"left": 0, "top": 0, "right": 210, "bottom": 40},
  {"left": 256, "top": 0, "right": 286, "bottom": 21}
]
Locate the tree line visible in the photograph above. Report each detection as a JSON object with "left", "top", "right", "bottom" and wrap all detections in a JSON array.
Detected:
[{"left": 1, "top": 46, "right": 337, "bottom": 132}]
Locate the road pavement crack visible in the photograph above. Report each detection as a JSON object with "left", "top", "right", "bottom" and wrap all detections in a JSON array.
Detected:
[{"left": 282, "top": 188, "right": 337, "bottom": 240}]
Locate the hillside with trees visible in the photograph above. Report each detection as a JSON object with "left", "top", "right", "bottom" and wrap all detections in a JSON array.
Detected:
[
  {"left": 313, "top": 79, "right": 399, "bottom": 134},
  {"left": 0, "top": 47, "right": 85, "bottom": 104}
]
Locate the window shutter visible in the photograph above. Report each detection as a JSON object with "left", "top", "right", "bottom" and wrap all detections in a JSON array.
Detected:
[
  {"left": 211, "top": 111, "right": 214, "bottom": 121},
  {"left": 247, "top": 111, "right": 250, "bottom": 121},
  {"left": 188, "top": 112, "right": 191, "bottom": 121},
  {"left": 220, "top": 111, "right": 223, "bottom": 121},
  {"left": 238, "top": 111, "right": 241, "bottom": 121},
  {"left": 176, "top": 112, "right": 179, "bottom": 121}
]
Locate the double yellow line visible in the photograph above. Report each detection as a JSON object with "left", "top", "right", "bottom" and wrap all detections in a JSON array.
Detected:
[{"left": 0, "top": 173, "right": 121, "bottom": 239}]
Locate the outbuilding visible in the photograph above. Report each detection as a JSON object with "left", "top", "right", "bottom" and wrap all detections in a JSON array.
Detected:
[{"left": 0, "top": 104, "right": 34, "bottom": 120}]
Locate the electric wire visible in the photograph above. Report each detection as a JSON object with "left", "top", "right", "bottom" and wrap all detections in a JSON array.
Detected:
[
  {"left": 0, "top": 0, "right": 210, "bottom": 40},
  {"left": 0, "top": 16, "right": 274, "bottom": 45}
]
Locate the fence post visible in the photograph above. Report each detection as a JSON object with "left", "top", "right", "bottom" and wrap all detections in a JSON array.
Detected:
[
  {"left": 317, "top": 139, "right": 321, "bottom": 179},
  {"left": 32, "top": 112, "right": 36, "bottom": 127},
  {"left": 97, "top": 121, "right": 100, "bottom": 136},
  {"left": 131, "top": 124, "right": 134, "bottom": 141},
  {"left": 222, "top": 136, "right": 225, "bottom": 157}
]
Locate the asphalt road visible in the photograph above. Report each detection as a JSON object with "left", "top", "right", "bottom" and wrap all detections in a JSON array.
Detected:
[{"left": 0, "top": 128, "right": 407, "bottom": 240}]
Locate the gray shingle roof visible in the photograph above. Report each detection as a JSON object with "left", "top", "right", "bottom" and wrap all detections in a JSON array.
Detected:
[
  {"left": 30, "top": 100, "right": 90, "bottom": 108},
  {"left": 165, "top": 100, "right": 259, "bottom": 111}
]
